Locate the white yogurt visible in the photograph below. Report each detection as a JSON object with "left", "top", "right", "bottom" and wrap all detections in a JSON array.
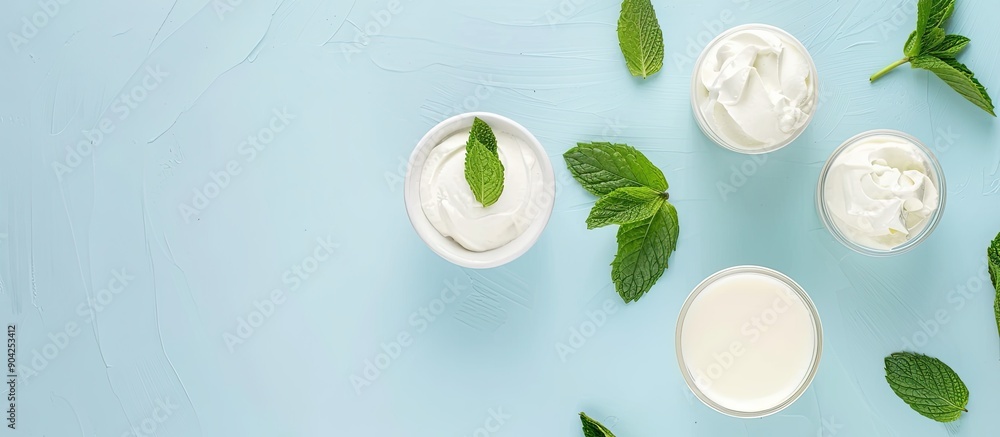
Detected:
[
  {"left": 419, "top": 128, "right": 545, "bottom": 252},
  {"left": 694, "top": 25, "right": 817, "bottom": 151},
  {"left": 677, "top": 267, "right": 821, "bottom": 416},
  {"left": 823, "top": 134, "right": 941, "bottom": 251}
]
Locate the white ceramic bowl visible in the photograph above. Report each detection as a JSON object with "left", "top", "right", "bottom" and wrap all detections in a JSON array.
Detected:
[{"left": 404, "top": 112, "right": 556, "bottom": 269}]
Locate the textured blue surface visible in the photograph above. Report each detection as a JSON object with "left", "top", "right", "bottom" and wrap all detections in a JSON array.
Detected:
[{"left": 3, "top": 0, "right": 1000, "bottom": 435}]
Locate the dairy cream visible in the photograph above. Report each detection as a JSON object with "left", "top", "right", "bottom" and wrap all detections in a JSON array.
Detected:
[
  {"left": 823, "top": 134, "right": 940, "bottom": 251},
  {"left": 419, "top": 128, "right": 545, "bottom": 252},
  {"left": 695, "top": 27, "right": 816, "bottom": 150}
]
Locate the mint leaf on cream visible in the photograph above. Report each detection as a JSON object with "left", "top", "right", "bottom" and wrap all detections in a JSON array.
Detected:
[
  {"left": 884, "top": 352, "right": 969, "bottom": 423},
  {"left": 470, "top": 117, "right": 498, "bottom": 155},
  {"left": 564, "top": 142, "right": 678, "bottom": 303},
  {"left": 617, "top": 0, "right": 664, "bottom": 78},
  {"left": 464, "top": 136, "right": 504, "bottom": 207}
]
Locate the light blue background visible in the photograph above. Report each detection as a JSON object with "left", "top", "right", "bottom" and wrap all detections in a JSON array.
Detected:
[{"left": 2, "top": 0, "right": 1000, "bottom": 435}]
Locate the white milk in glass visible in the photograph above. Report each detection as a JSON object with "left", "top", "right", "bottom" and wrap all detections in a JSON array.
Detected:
[{"left": 676, "top": 267, "right": 821, "bottom": 416}]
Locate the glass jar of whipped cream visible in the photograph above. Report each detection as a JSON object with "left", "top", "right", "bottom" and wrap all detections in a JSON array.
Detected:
[
  {"left": 816, "top": 130, "right": 946, "bottom": 256},
  {"left": 691, "top": 24, "right": 819, "bottom": 154}
]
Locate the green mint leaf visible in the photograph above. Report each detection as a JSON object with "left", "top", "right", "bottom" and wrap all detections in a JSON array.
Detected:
[
  {"left": 586, "top": 186, "right": 665, "bottom": 230},
  {"left": 904, "top": 31, "right": 921, "bottom": 58},
  {"left": 884, "top": 352, "right": 969, "bottom": 423},
  {"left": 470, "top": 117, "right": 498, "bottom": 155},
  {"left": 617, "top": 0, "right": 664, "bottom": 78},
  {"left": 911, "top": 55, "right": 996, "bottom": 116},
  {"left": 580, "top": 412, "right": 616, "bottom": 437},
  {"left": 464, "top": 138, "right": 504, "bottom": 207},
  {"left": 988, "top": 232, "right": 1000, "bottom": 339},
  {"left": 906, "top": 0, "right": 934, "bottom": 56},
  {"left": 563, "top": 142, "right": 667, "bottom": 197},
  {"left": 926, "top": 0, "right": 956, "bottom": 30},
  {"left": 612, "top": 201, "right": 678, "bottom": 303},
  {"left": 923, "top": 27, "right": 946, "bottom": 51},
  {"left": 926, "top": 34, "right": 970, "bottom": 58}
]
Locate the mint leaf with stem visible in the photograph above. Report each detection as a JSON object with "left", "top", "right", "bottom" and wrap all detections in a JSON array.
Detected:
[
  {"left": 870, "top": 0, "right": 995, "bottom": 116},
  {"left": 565, "top": 142, "right": 679, "bottom": 303}
]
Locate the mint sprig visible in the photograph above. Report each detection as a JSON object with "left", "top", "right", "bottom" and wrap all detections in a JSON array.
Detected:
[
  {"left": 870, "top": 0, "right": 995, "bottom": 116},
  {"left": 464, "top": 118, "right": 504, "bottom": 207},
  {"left": 564, "top": 143, "right": 679, "bottom": 303},
  {"left": 884, "top": 352, "right": 969, "bottom": 423},
  {"left": 579, "top": 412, "right": 616, "bottom": 437},
  {"left": 988, "top": 232, "right": 1000, "bottom": 339},
  {"left": 617, "top": 0, "right": 664, "bottom": 79}
]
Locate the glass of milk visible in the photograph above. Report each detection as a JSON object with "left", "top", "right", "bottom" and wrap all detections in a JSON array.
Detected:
[{"left": 675, "top": 266, "right": 823, "bottom": 418}]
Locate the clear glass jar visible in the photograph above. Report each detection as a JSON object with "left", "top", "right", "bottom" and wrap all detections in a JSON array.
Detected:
[
  {"left": 691, "top": 24, "right": 819, "bottom": 154},
  {"left": 816, "top": 129, "right": 947, "bottom": 256},
  {"left": 675, "top": 266, "right": 823, "bottom": 418}
]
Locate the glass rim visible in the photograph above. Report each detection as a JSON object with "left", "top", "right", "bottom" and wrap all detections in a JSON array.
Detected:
[
  {"left": 815, "top": 129, "right": 948, "bottom": 257},
  {"left": 690, "top": 23, "right": 819, "bottom": 155},
  {"left": 674, "top": 265, "right": 824, "bottom": 418}
]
